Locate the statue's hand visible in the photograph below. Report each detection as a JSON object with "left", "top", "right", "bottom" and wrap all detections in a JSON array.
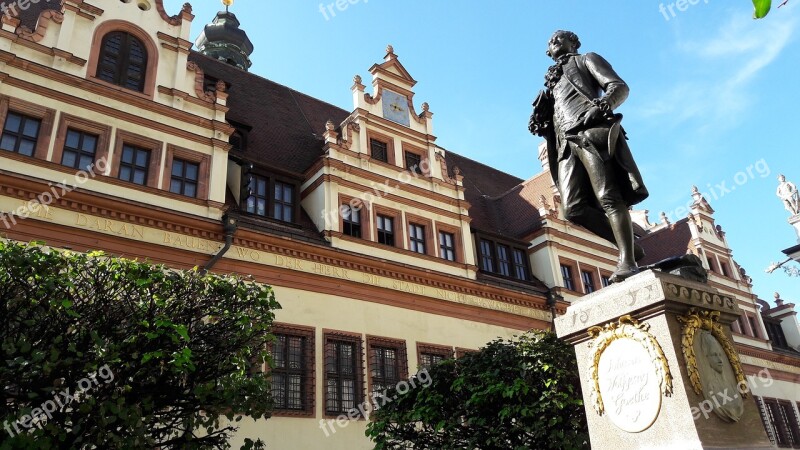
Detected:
[{"left": 582, "top": 106, "right": 604, "bottom": 127}]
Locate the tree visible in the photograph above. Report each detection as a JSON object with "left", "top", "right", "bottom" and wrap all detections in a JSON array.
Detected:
[
  {"left": 366, "top": 331, "right": 589, "bottom": 450},
  {"left": 0, "top": 241, "right": 279, "bottom": 449}
]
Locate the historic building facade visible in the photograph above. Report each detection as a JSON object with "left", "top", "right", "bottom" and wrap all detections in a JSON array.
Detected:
[{"left": 0, "top": 1, "right": 798, "bottom": 448}]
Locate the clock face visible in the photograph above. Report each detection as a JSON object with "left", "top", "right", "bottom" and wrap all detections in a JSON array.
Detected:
[{"left": 382, "top": 90, "right": 411, "bottom": 127}]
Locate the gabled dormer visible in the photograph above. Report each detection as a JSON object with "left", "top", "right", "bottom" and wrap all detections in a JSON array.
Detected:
[{"left": 301, "top": 46, "right": 475, "bottom": 278}]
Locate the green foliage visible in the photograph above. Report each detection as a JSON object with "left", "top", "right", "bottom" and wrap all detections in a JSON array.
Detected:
[
  {"left": 753, "top": 0, "right": 773, "bottom": 18},
  {"left": 0, "top": 241, "right": 279, "bottom": 449},
  {"left": 366, "top": 331, "right": 588, "bottom": 450}
]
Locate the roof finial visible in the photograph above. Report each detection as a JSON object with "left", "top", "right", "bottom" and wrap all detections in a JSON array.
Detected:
[
  {"left": 386, "top": 44, "right": 394, "bottom": 54},
  {"left": 222, "top": 0, "right": 233, "bottom": 13}
]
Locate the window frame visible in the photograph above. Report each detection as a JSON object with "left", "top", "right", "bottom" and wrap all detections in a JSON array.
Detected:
[
  {"left": 110, "top": 130, "right": 162, "bottom": 189},
  {"left": 581, "top": 269, "right": 597, "bottom": 294},
  {"left": 560, "top": 262, "right": 577, "bottom": 292},
  {"left": 402, "top": 143, "right": 429, "bottom": 176},
  {"left": 269, "top": 323, "right": 316, "bottom": 417},
  {"left": 435, "top": 223, "right": 463, "bottom": 264},
  {"left": 0, "top": 96, "right": 55, "bottom": 161},
  {"left": 416, "top": 342, "right": 453, "bottom": 371},
  {"left": 406, "top": 213, "right": 434, "bottom": 257},
  {"left": 338, "top": 194, "right": 371, "bottom": 240},
  {"left": 373, "top": 205, "right": 403, "bottom": 249},
  {"left": 366, "top": 336, "right": 408, "bottom": 406},
  {"left": 273, "top": 180, "right": 296, "bottom": 223},
  {"left": 87, "top": 21, "right": 158, "bottom": 98},
  {"left": 162, "top": 145, "right": 211, "bottom": 201},
  {"left": 366, "top": 130, "right": 395, "bottom": 166},
  {"left": 52, "top": 114, "right": 112, "bottom": 172},
  {"left": 323, "top": 330, "right": 364, "bottom": 418},
  {"left": 97, "top": 31, "right": 148, "bottom": 92},
  {"left": 476, "top": 235, "right": 530, "bottom": 281}
]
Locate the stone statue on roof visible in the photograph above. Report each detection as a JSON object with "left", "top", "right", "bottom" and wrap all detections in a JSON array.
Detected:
[{"left": 777, "top": 174, "right": 799, "bottom": 216}]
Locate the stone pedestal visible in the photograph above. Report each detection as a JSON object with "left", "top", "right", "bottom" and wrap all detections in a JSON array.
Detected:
[
  {"left": 555, "top": 270, "right": 772, "bottom": 450},
  {"left": 790, "top": 214, "right": 800, "bottom": 243}
]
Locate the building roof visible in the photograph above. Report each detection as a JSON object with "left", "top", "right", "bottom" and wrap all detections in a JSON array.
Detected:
[
  {"left": 637, "top": 218, "right": 693, "bottom": 266},
  {"left": 190, "top": 52, "right": 350, "bottom": 177}
]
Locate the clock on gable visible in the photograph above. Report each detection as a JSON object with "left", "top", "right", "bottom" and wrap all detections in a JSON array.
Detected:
[{"left": 382, "top": 90, "right": 411, "bottom": 127}]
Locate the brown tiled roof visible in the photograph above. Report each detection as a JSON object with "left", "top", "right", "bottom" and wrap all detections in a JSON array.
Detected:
[
  {"left": 190, "top": 52, "right": 350, "bottom": 176},
  {"left": 637, "top": 218, "right": 693, "bottom": 266},
  {"left": 445, "top": 151, "right": 541, "bottom": 239}
]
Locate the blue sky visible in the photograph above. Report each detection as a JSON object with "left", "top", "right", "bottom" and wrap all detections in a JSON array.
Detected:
[{"left": 166, "top": 0, "right": 798, "bottom": 304}]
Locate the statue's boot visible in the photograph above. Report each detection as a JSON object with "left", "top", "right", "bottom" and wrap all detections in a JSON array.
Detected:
[{"left": 608, "top": 211, "right": 639, "bottom": 283}]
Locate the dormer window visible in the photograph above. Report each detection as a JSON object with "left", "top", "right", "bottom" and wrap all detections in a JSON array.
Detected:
[{"left": 97, "top": 32, "right": 148, "bottom": 92}]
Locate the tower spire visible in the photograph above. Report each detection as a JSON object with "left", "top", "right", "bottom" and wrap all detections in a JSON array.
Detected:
[{"left": 195, "top": 0, "right": 254, "bottom": 71}]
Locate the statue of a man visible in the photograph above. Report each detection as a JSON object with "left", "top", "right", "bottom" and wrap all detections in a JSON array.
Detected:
[
  {"left": 529, "top": 30, "right": 649, "bottom": 283},
  {"left": 776, "top": 174, "right": 800, "bottom": 216}
]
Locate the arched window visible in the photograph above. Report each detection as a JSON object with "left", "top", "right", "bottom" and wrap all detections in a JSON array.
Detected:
[{"left": 97, "top": 32, "right": 148, "bottom": 92}]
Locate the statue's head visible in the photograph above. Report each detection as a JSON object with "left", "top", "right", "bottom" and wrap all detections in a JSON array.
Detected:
[
  {"left": 547, "top": 30, "right": 581, "bottom": 60},
  {"left": 700, "top": 332, "right": 725, "bottom": 375},
  {"left": 779, "top": 174, "right": 786, "bottom": 182}
]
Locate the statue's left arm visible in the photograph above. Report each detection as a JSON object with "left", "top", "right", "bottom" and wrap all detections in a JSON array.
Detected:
[{"left": 585, "top": 52, "right": 629, "bottom": 111}]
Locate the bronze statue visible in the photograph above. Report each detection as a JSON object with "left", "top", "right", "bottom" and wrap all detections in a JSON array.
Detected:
[{"left": 529, "top": 30, "right": 649, "bottom": 283}]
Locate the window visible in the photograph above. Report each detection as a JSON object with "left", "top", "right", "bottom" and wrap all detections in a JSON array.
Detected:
[
  {"left": 748, "top": 315, "right": 761, "bottom": 339},
  {"left": 370, "top": 138, "right": 388, "bottom": 163},
  {"left": 271, "top": 329, "right": 314, "bottom": 413},
  {"left": 765, "top": 321, "right": 790, "bottom": 350},
  {"left": 419, "top": 353, "right": 444, "bottom": 370},
  {"left": 601, "top": 275, "right": 612, "bottom": 288},
  {"left": 1, "top": 112, "right": 40, "bottom": 157},
  {"left": 325, "top": 333, "right": 363, "bottom": 416},
  {"left": 478, "top": 238, "right": 529, "bottom": 281},
  {"left": 377, "top": 215, "right": 395, "bottom": 247},
  {"left": 561, "top": 264, "right": 575, "bottom": 291},
  {"left": 582, "top": 271, "right": 596, "bottom": 294},
  {"left": 274, "top": 181, "right": 294, "bottom": 222},
  {"left": 512, "top": 249, "right": 528, "bottom": 281},
  {"left": 118, "top": 145, "right": 150, "bottom": 185},
  {"left": 246, "top": 175, "right": 268, "bottom": 217},
  {"left": 720, "top": 261, "right": 731, "bottom": 277},
  {"left": 479, "top": 240, "right": 495, "bottom": 273},
  {"left": 342, "top": 204, "right": 362, "bottom": 238},
  {"left": 497, "top": 245, "right": 511, "bottom": 277},
  {"left": 367, "top": 338, "right": 407, "bottom": 410},
  {"left": 97, "top": 32, "right": 148, "bottom": 92},
  {"left": 170, "top": 158, "right": 199, "bottom": 198},
  {"left": 61, "top": 129, "right": 98, "bottom": 171},
  {"left": 404, "top": 151, "right": 422, "bottom": 174},
  {"left": 757, "top": 397, "right": 800, "bottom": 448},
  {"left": 409, "top": 224, "right": 426, "bottom": 254},
  {"left": 707, "top": 257, "right": 716, "bottom": 273},
  {"left": 439, "top": 231, "right": 456, "bottom": 261},
  {"left": 417, "top": 343, "right": 452, "bottom": 371}
]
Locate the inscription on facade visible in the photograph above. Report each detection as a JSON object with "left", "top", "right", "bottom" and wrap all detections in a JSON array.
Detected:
[
  {"left": 76, "top": 214, "right": 145, "bottom": 239},
  {"left": 162, "top": 231, "right": 221, "bottom": 253},
  {"left": 597, "top": 338, "right": 662, "bottom": 433}
]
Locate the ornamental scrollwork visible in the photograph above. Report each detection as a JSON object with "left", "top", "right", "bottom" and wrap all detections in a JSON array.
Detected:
[{"left": 676, "top": 308, "right": 747, "bottom": 398}]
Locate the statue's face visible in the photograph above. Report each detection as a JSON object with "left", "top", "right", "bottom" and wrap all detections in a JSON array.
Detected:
[
  {"left": 779, "top": 175, "right": 786, "bottom": 182},
  {"left": 548, "top": 33, "right": 577, "bottom": 60}
]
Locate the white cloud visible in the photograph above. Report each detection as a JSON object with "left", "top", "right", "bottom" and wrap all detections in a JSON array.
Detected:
[{"left": 637, "top": 10, "right": 796, "bottom": 128}]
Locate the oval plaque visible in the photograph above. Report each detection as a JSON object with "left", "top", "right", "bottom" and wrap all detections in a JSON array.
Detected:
[{"left": 597, "top": 338, "right": 662, "bottom": 433}]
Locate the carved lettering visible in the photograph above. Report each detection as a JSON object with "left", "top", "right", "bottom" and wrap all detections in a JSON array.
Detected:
[{"left": 75, "top": 213, "right": 145, "bottom": 239}]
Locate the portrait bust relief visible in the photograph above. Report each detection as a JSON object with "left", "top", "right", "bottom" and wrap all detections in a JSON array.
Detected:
[{"left": 695, "top": 330, "right": 744, "bottom": 422}]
